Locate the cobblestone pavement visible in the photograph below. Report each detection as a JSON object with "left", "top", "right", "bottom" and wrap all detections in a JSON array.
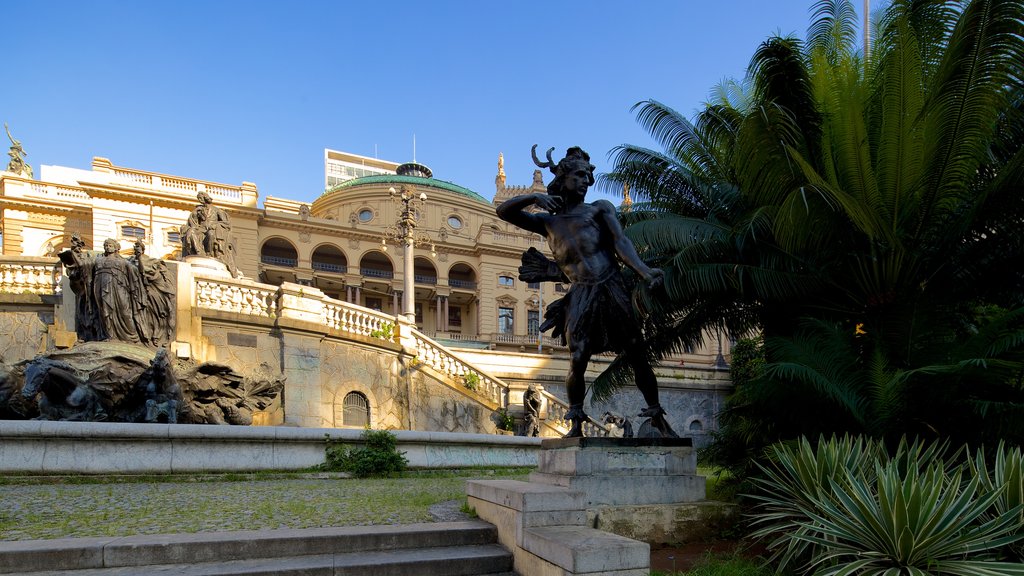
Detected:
[{"left": 0, "top": 474, "right": 507, "bottom": 541}]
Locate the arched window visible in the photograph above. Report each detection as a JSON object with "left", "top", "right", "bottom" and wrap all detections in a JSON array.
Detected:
[{"left": 343, "top": 392, "right": 370, "bottom": 427}]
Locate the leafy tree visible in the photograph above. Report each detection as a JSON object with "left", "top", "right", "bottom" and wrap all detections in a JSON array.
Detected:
[{"left": 601, "top": 0, "right": 1024, "bottom": 465}]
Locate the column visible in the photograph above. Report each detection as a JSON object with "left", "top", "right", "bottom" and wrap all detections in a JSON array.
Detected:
[{"left": 443, "top": 297, "right": 449, "bottom": 331}]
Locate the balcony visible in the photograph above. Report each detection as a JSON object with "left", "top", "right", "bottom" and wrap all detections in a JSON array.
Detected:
[
  {"left": 449, "top": 279, "right": 477, "bottom": 290},
  {"left": 361, "top": 267, "right": 394, "bottom": 279},
  {"left": 414, "top": 274, "right": 437, "bottom": 285},
  {"left": 261, "top": 255, "right": 297, "bottom": 267},
  {"left": 312, "top": 262, "right": 347, "bottom": 274}
]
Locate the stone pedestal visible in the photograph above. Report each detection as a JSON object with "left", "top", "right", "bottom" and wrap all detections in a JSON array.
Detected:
[
  {"left": 183, "top": 256, "right": 232, "bottom": 278},
  {"left": 467, "top": 438, "right": 734, "bottom": 574}
]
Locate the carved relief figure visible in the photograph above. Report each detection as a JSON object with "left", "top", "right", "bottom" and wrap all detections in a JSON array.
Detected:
[{"left": 497, "top": 146, "right": 675, "bottom": 438}]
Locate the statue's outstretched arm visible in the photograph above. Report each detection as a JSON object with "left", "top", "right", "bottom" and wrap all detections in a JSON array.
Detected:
[{"left": 596, "top": 200, "right": 663, "bottom": 287}]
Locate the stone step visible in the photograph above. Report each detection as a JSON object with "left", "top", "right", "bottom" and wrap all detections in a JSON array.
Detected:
[
  {"left": 0, "top": 522, "right": 509, "bottom": 575},
  {"left": 2, "top": 545, "right": 514, "bottom": 576}
]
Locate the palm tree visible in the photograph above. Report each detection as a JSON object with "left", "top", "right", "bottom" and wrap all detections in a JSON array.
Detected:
[{"left": 601, "top": 0, "right": 1024, "bottom": 460}]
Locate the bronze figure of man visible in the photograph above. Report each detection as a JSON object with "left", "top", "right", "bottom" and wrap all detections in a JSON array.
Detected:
[{"left": 497, "top": 146, "right": 676, "bottom": 437}]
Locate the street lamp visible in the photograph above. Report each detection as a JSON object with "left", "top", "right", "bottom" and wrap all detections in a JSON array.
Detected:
[{"left": 382, "top": 185, "right": 435, "bottom": 322}]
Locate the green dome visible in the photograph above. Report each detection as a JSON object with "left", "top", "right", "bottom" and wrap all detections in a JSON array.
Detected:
[{"left": 325, "top": 175, "right": 490, "bottom": 205}]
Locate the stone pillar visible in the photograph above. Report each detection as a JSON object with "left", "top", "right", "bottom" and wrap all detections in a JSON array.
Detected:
[
  {"left": 443, "top": 297, "right": 449, "bottom": 331},
  {"left": 355, "top": 286, "right": 361, "bottom": 307}
]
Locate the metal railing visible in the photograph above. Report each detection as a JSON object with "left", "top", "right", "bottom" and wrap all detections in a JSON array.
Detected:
[
  {"left": 360, "top": 268, "right": 394, "bottom": 279},
  {"left": 312, "top": 261, "right": 347, "bottom": 274},
  {"left": 261, "top": 255, "right": 297, "bottom": 267}
]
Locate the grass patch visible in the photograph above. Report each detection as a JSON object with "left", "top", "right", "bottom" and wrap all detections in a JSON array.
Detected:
[
  {"left": 653, "top": 552, "right": 771, "bottom": 576},
  {"left": 0, "top": 469, "right": 528, "bottom": 541}
]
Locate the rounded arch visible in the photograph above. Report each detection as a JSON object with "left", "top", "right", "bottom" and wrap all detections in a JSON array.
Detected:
[
  {"left": 38, "top": 234, "right": 67, "bottom": 257},
  {"left": 311, "top": 242, "right": 348, "bottom": 274},
  {"left": 260, "top": 237, "right": 298, "bottom": 267},
  {"left": 359, "top": 250, "right": 394, "bottom": 279},
  {"left": 329, "top": 380, "right": 381, "bottom": 428},
  {"left": 342, "top": 391, "right": 370, "bottom": 427},
  {"left": 413, "top": 256, "right": 437, "bottom": 284},
  {"left": 448, "top": 262, "right": 477, "bottom": 289}
]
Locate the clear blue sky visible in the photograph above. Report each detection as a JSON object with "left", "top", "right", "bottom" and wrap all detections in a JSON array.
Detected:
[{"left": 3, "top": 1, "right": 858, "bottom": 206}]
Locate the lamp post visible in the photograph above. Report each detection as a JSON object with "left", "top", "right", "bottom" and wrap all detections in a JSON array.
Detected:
[{"left": 382, "top": 185, "right": 435, "bottom": 322}]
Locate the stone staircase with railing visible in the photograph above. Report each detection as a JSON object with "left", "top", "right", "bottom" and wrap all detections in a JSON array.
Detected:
[{"left": 406, "top": 327, "right": 609, "bottom": 437}]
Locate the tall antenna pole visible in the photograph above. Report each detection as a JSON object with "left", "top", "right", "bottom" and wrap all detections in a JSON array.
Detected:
[{"left": 413, "top": 134, "right": 417, "bottom": 163}]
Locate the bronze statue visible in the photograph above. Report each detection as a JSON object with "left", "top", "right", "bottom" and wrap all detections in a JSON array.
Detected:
[
  {"left": 4, "top": 123, "right": 33, "bottom": 178},
  {"left": 497, "top": 146, "right": 676, "bottom": 438},
  {"left": 132, "top": 240, "right": 176, "bottom": 347},
  {"left": 92, "top": 239, "right": 146, "bottom": 343},
  {"left": 179, "top": 191, "right": 240, "bottom": 277},
  {"left": 60, "top": 238, "right": 176, "bottom": 348},
  {"left": 63, "top": 234, "right": 96, "bottom": 342},
  {"left": 523, "top": 383, "right": 541, "bottom": 437}
]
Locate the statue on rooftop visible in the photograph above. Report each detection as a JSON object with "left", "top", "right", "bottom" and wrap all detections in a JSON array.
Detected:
[
  {"left": 4, "top": 123, "right": 33, "bottom": 178},
  {"left": 497, "top": 146, "right": 676, "bottom": 438}
]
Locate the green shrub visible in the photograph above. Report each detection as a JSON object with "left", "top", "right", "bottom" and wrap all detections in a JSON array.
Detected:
[
  {"left": 369, "top": 322, "right": 394, "bottom": 341},
  {"left": 494, "top": 407, "right": 515, "bottom": 431},
  {"left": 462, "top": 372, "right": 480, "bottom": 391},
  {"left": 749, "top": 435, "right": 1024, "bottom": 574},
  {"left": 321, "top": 429, "right": 408, "bottom": 478}
]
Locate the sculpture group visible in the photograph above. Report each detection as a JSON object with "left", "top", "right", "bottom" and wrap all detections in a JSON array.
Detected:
[
  {"left": 61, "top": 236, "right": 176, "bottom": 348},
  {"left": 497, "top": 146, "right": 676, "bottom": 438},
  {"left": 0, "top": 192, "right": 284, "bottom": 424}
]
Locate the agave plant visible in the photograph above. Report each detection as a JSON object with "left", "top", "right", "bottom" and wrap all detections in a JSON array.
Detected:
[
  {"left": 798, "top": 464, "right": 1024, "bottom": 575},
  {"left": 970, "top": 442, "right": 1024, "bottom": 561},
  {"left": 749, "top": 435, "right": 1024, "bottom": 575}
]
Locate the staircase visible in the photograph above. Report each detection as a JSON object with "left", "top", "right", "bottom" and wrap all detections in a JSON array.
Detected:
[
  {"left": 409, "top": 328, "right": 611, "bottom": 437},
  {"left": 0, "top": 522, "right": 514, "bottom": 575}
]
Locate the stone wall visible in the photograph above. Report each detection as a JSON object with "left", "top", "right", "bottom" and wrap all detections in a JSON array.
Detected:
[
  {"left": 409, "top": 370, "right": 499, "bottom": 435},
  {"left": 320, "top": 338, "right": 407, "bottom": 429},
  {"left": 0, "top": 297, "right": 55, "bottom": 364}
]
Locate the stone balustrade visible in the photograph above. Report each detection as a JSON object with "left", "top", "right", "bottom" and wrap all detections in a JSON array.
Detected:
[
  {"left": 195, "top": 277, "right": 277, "bottom": 317},
  {"left": 0, "top": 257, "right": 62, "bottom": 295},
  {"left": 410, "top": 329, "right": 508, "bottom": 406},
  {"left": 540, "top": 389, "right": 609, "bottom": 438},
  {"left": 95, "top": 157, "right": 257, "bottom": 207},
  {"left": 322, "top": 298, "right": 396, "bottom": 340}
]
